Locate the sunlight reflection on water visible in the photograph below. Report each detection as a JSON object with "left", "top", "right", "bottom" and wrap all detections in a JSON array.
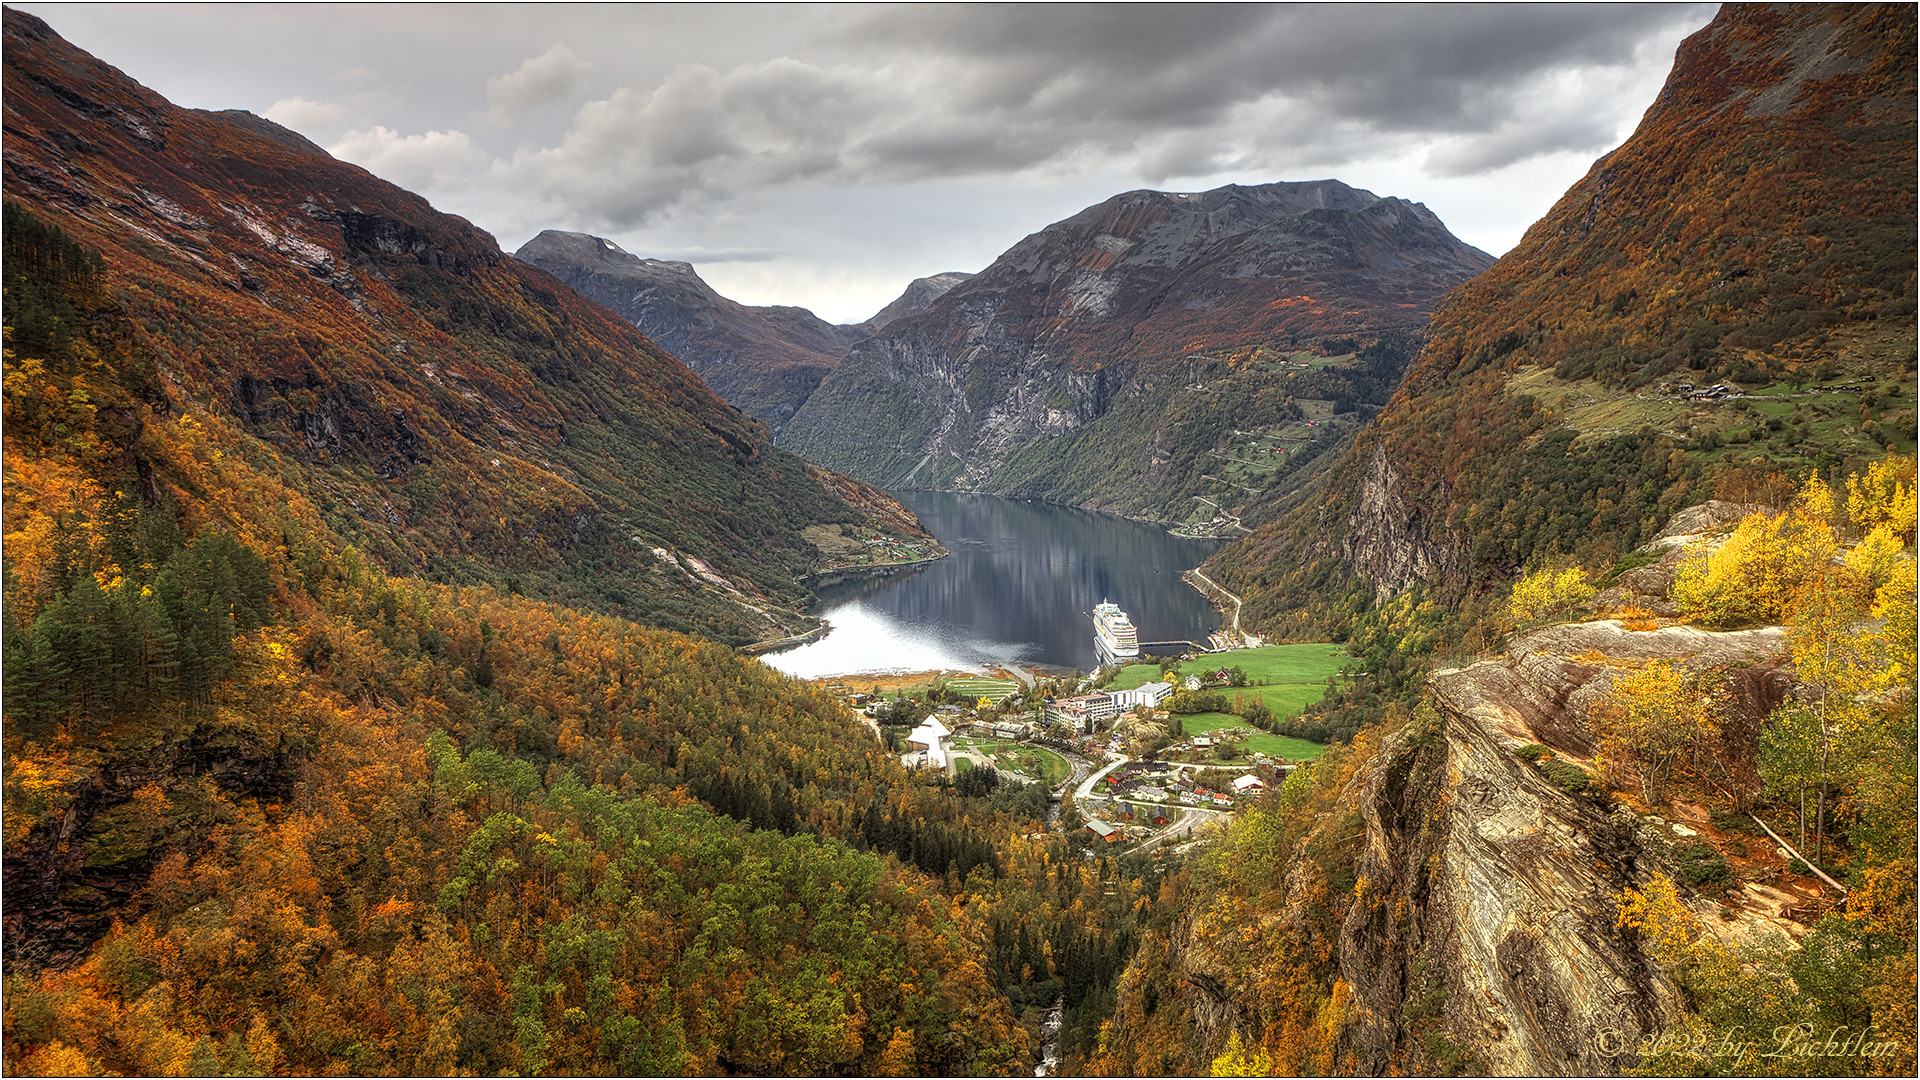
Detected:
[{"left": 761, "top": 601, "right": 1018, "bottom": 679}]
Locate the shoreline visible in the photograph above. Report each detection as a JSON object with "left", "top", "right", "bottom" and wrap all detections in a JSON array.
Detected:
[
  {"left": 804, "top": 551, "right": 946, "bottom": 588},
  {"left": 800, "top": 666, "right": 1044, "bottom": 695},
  {"left": 744, "top": 550, "right": 951, "bottom": 655},
  {"left": 880, "top": 485, "right": 1240, "bottom": 541}
]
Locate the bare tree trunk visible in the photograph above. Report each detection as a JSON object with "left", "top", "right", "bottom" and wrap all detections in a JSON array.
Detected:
[
  {"left": 1815, "top": 729, "right": 1830, "bottom": 866},
  {"left": 1752, "top": 813, "right": 1849, "bottom": 896},
  {"left": 1798, "top": 783, "right": 1808, "bottom": 850},
  {"left": 1814, "top": 782, "right": 1826, "bottom": 866}
]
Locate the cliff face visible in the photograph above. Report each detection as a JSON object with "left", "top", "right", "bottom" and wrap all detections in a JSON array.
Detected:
[
  {"left": 1340, "top": 447, "right": 1463, "bottom": 602},
  {"left": 1088, "top": 518, "right": 1827, "bottom": 1077},
  {"left": 1336, "top": 617, "right": 1800, "bottom": 1076},
  {"left": 1210, "top": 5, "right": 1917, "bottom": 634},
  {"left": 1123, "top": 616, "right": 1806, "bottom": 1076},
  {"left": 780, "top": 180, "right": 1493, "bottom": 498}
]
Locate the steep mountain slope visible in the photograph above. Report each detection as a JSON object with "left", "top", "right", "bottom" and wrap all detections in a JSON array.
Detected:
[
  {"left": 2, "top": 204, "right": 1034, "bottom": 1067},
  {"left": 780, "top": 180, "right": 1494, "bottom": 522},
  {"left": 1210, "top": 3, "right": 1916, "bottom": 639},
  {"left": 513, "top": 231, "right": 867, "bottom": 435},
  {"left": 1, "top": 11, "right": 936, "bottom": 648}
]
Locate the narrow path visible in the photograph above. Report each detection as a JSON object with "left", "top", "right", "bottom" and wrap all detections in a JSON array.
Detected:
[
  {"left": 1144, "top": 805, "right": 1224, "bottom": 846},
  {"left": 1201, "top": 472, "right": 1263, "bottom": 494},
  {"left": 1186, "top": 567, "right": 1247, "bottom": 644},
  {"left": 1177, "top": 495, "right": 1251, "bottom": 538}
]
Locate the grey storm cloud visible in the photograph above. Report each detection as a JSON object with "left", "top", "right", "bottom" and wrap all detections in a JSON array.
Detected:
[{"left": 493, "top": 3, "right": 1708, "bottom": 230}]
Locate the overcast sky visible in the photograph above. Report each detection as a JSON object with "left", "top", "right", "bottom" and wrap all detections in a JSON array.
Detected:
[{"left": 27, "top": 2, "right": 1715, "bottom": 324}]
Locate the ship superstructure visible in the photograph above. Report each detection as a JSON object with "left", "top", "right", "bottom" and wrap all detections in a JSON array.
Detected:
[{"left": 1093, "top": 599, "right": 1140, "bottom": 668}]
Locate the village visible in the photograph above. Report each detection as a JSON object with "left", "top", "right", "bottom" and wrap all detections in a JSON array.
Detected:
[{"left": 822, "top": 649, "right": 1329, "bottom": 853}]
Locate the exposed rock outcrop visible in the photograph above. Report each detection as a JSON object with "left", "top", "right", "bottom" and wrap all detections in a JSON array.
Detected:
[
  {"left": 1334, "top": 615, "right": 1809, "bottom": 1076},
  {"left": 1341, "top": 446, "right": 1464, "bottom": 602}
]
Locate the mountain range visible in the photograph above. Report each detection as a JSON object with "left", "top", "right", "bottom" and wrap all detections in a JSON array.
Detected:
[
  {"left": 779, "top": 179, "right": 1496, "bottom": 522},
  {"left": 513, "top": 231, "right": 969, "bottom": 436},
  {"left": 1207, "top": 1, "right": 1917, "bottom": 640},
  {"left": 1, "top": 12, "right": 1040, "bottom": 1075},
  {"left": 1079, "top": 7, "right": 1916, "bottom": 1076}
]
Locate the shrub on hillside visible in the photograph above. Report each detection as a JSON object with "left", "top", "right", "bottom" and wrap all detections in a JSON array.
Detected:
[{"left": 1508, "top": 566, "right": 1597, "bottom": 625}]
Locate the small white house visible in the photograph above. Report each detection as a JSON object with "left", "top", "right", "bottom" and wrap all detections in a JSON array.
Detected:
[{"left": 1233, "top": 774, "right": 1265, "bottom": 793}]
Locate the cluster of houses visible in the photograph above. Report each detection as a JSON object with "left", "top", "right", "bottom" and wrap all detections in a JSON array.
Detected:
[
  {"left": 1077, "top": 761, "right": 1277, "bottom": 843},
  {"left": 902, "top": 711, "right": 1050, "bottom": 774},
  {"left": 1670, "top": 381, "right": 1738, "bottom": 400},
  {"left": 1097, "top": 760, "right": 1270, "bottom": 805},
  {"left": 1083, "top": 772, "right": 1267, "bottom": 844}
]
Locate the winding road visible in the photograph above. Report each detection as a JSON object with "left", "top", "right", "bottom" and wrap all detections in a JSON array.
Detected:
[{"left": 1185, "top": 567, "right": 1249, "bottom": 645}]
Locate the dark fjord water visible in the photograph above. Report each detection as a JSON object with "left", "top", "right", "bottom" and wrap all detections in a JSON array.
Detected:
[{"left": 765, "top": 491, "right": 1222, "bottom": 679}]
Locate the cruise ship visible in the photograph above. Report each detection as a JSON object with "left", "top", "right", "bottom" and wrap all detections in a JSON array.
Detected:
[{"left": 1092, "top": 599, "right": 1141, "bottom": 667}]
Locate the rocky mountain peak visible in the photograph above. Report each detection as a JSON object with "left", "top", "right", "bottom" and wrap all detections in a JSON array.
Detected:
[
  {"left": 866, "top": 270, "right": 975, "bottom": 328},
  {"left": 517, "top": 229, "right": 705, "bottom": 284}
]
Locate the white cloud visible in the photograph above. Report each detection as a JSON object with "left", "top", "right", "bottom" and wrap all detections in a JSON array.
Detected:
[
  {"left": 264, "top": 96, "right": 346, "bottom": 140},
  {"left": 329, "top": 126, "right": 486, "bottom": 194},
  {"left": 485, "top": 43, "right": 592, "bottom": 120},
  {"left": 494, "top": 57, "right": 893, "bottom": 227}
]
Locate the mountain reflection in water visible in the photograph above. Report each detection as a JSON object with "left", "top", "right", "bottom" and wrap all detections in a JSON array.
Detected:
[{"left": 765, "top": 491, "right": 1222, "bottom": 679}]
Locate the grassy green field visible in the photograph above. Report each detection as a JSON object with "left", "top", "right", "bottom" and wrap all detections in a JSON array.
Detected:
[
  {"left": 1110, "top": 642, "right": 1348, "bottom": 691},
  {"left": 952, "top": 738, "right": 1070, "bottom": 785},
  {"left": 1177, "top": 712, "right": 1326, "bottom": 760},
  {"left": 942, "top": 676, "right": 1022, "bottom": 702},
  {"left": 1105, "top": 643, "right": 1345, "bottom": 760}
]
